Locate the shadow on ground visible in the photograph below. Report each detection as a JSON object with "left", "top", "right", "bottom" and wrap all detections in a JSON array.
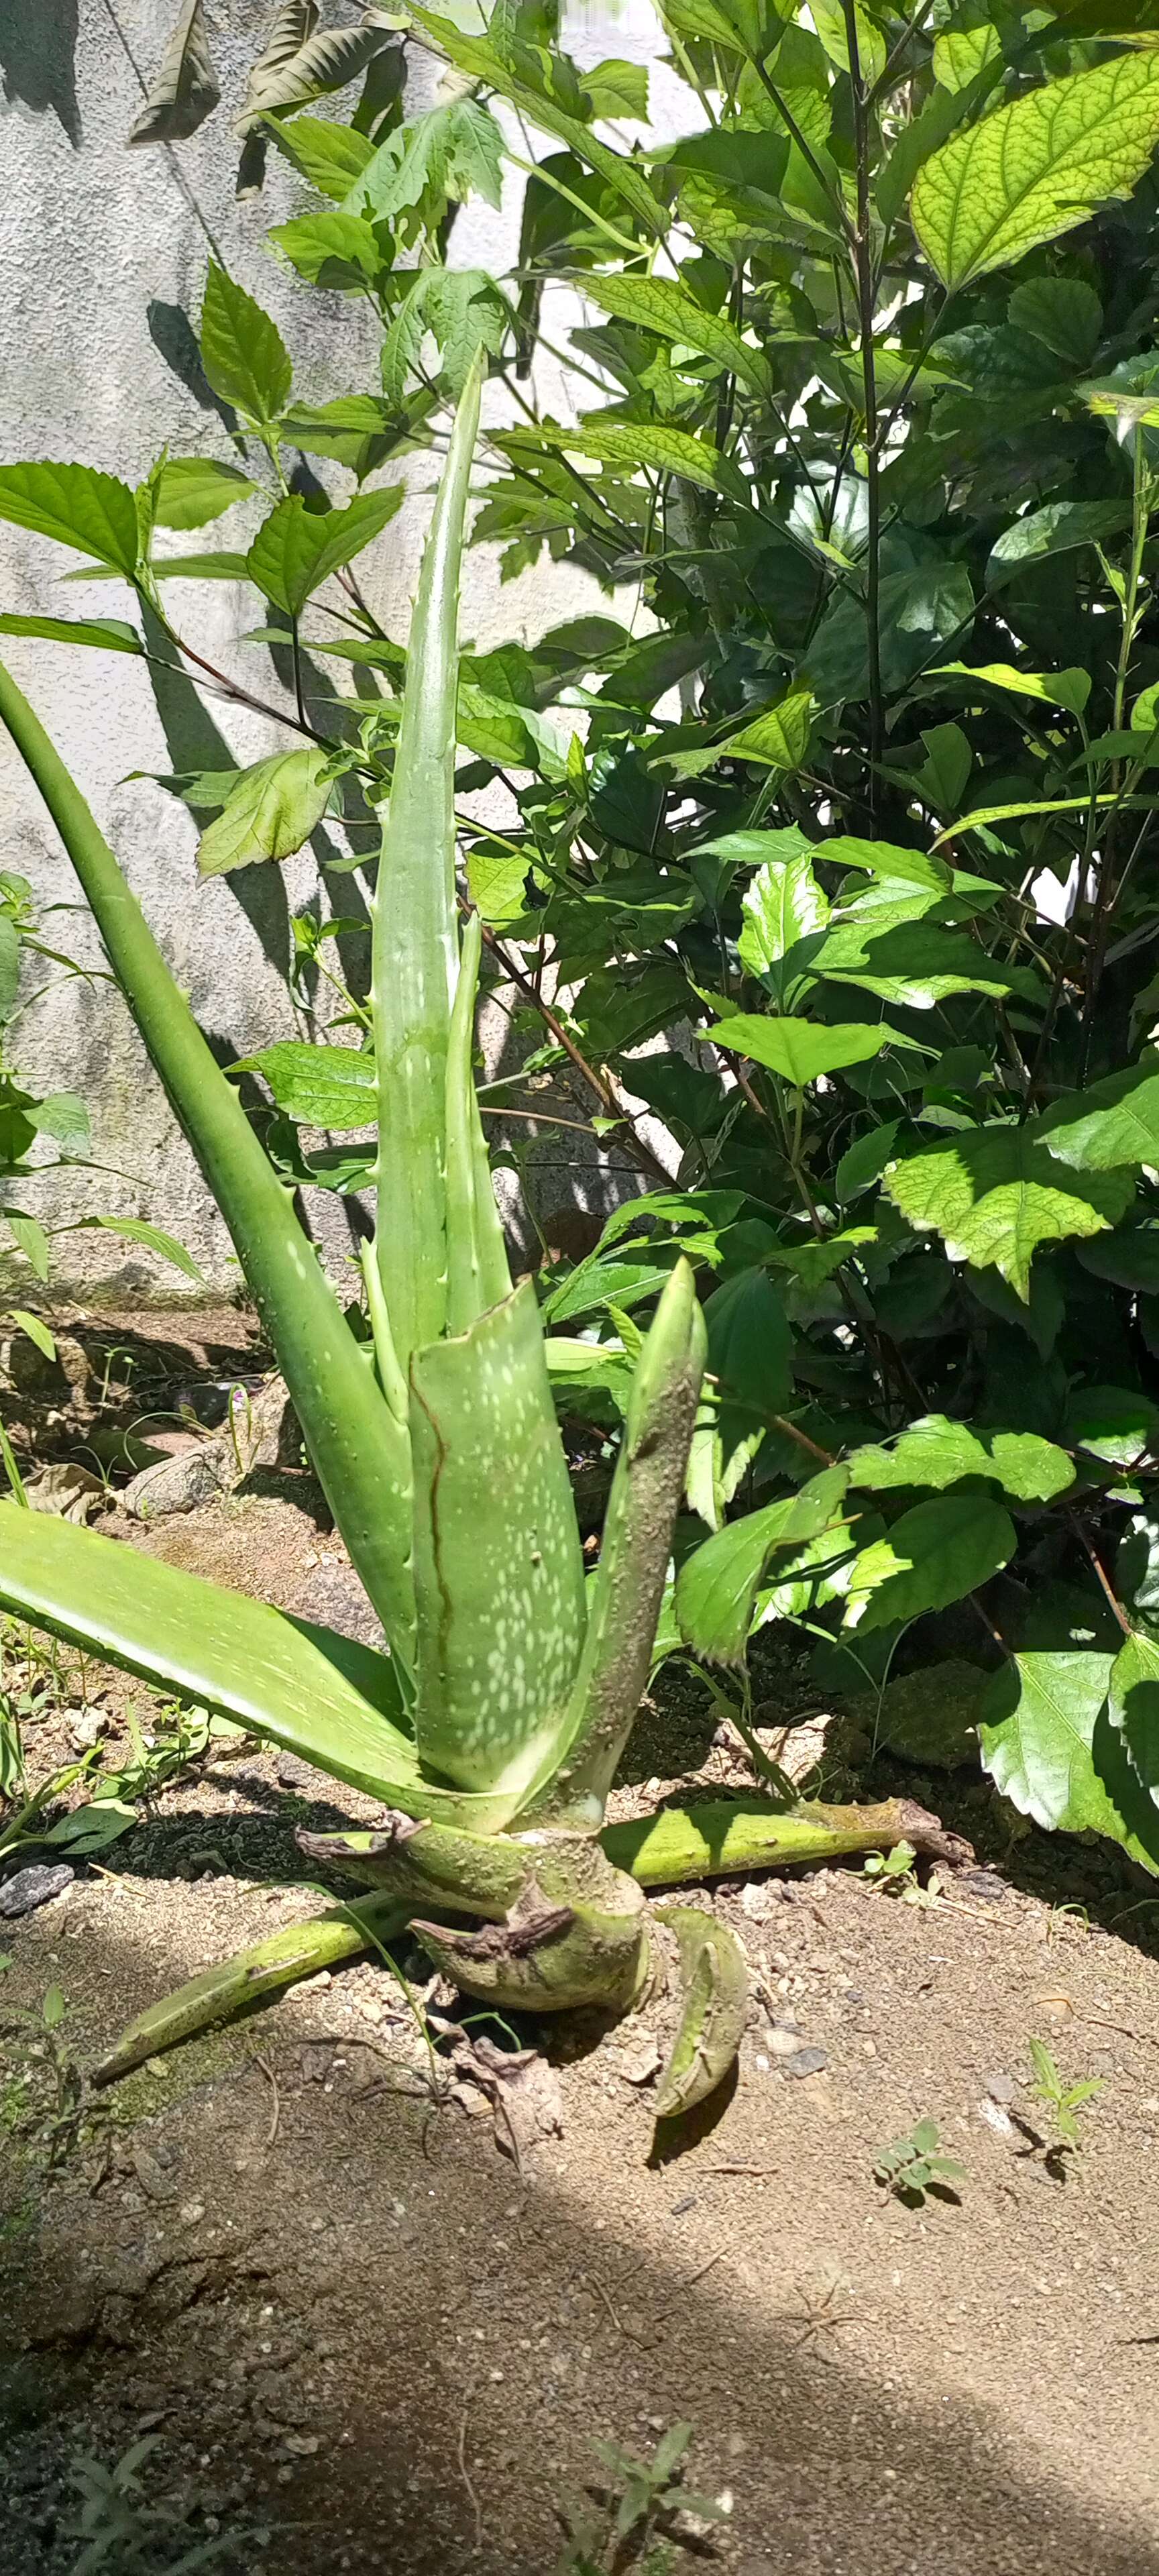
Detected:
[{"left": 2, "top": 1870, "right": 1158, "bottom": 2576}]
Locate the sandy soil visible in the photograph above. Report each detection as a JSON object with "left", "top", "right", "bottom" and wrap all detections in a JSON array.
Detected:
[{"left": 2, "top": 1479, "right": 1159, "bottom": 2576}]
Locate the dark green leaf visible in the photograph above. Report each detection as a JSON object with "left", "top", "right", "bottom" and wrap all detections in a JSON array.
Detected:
[
  {"left": 199, "top": 263, "right": 292, "bottom": 425},
  {"left": 0, "top": 463, "right": 140, "bottom": 575}
]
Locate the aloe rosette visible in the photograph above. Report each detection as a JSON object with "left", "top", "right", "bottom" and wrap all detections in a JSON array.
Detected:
[{"left": 0, "top": 361, "right": 946, "bottom": 2113}]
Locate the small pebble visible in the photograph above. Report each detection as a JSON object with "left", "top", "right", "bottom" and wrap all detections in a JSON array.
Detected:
[{"left": 781, "top": 2046, "right": 828, "bottom": 2080}]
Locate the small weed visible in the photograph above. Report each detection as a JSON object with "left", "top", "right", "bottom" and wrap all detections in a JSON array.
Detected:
[
  {"left": 1027, "top": 2036, "right": 1103, "bottom": 2154},
  {"left": 556, "top": 2422, "right": 727, "bottom": 2573},
  {"left": 874, "top": 2117, "right": 966, "bottom": 2208},
  {"left": 0, "top": 1976, "right": 88, "bottom": 2165},
  {"left": 66, "top": 2435, "right": 243, "bottom": 2571},
  {"left": 862, "top": 1839, "right": 921, "bottom": 1898}
]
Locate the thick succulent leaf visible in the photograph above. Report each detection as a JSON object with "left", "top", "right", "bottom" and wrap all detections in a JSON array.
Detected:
[
  {"left": 883, "top": 1129, "right": 1132, "bottom": 1299},
  {"left": 94, "top": 1896, "right": 408, "bottom": 2088},
  {"left": 408, "top": 1280, "right": 588, "bottom": 1799},
  {"left": 847, "top": 1414, "right": 1074, "bottom": 1503},
  {"left": 979, "top": 1648, "right": 1159, "bottom": 1874},
  {"left": 127, "top": 0, "right": 221, "bottom": 146},
  {"left": 0, "top": 657, "right": 417, "bottom": 1672},
  {"left": 676, "top": 1467, "right": 850, "bottom": 1666},
  {"left": 0, "top": 1509, "right": 510, "bottom": 1829},
  {"left": 653, "top": 1906, "right": 749, "bottom": 2120},
  {"left": 370, "top": 354, "right": 481, "bottom": 1372},
  {"left": 843, "top": 1493, "right": 1015, "bottom": 1632},
  {"left": 443, "top": 909, "right": 512, "bottom": 1338},
  {"left": 912, "top": 52, "right": 1159, "bottom": 289},
  {"left": 195, "top": 749, "right": 333, "bottom": 877},
  {"left": 525, "top": 1260, "right": 706, "bottom": 1825}
]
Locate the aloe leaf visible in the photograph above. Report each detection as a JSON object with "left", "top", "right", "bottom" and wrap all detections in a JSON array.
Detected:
[
  {"left": 410, "top": 1837, "right": 648, "bottom": 2010},
  {"left": 0, "top": 655, "right": 417, "bottom": 1674},
  {"left": 370, "top": 351, "right": 483, "bottom": 1375},
  {"left": 408, "top": 1278, "right": 588, "bottom": 1795},
  {"left": 523, "top": 1258, "right": 706, "bottom": 1827},
  {"left": 93, "top": 1894, "right": 408, "bottom": 2088},
  {"left": 0, "top": 1509, "right": 520, "bottom": 1829},
  {"left": 604, "top": 1794, "right": 968, "bottom": 1882},
  {"left": 444, "top": 906, "right": 512, "bottom": 1334},
  {"left": 652, "top": 1905, "right": 749, "bottom": 2120}
]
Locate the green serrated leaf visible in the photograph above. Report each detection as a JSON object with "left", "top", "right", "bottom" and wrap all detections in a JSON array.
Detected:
[
  {"left": 979, "top": 1648, "right": 1159, "bottom": 1874},
  {"left": 738, "top": 843, "right": 830, "bottom": 990},
  {"left": 502, "top": 418, "right": 744, "bottom": 500},
  {"left": 196, "top": 748, "right": 333, "bottom": 877},
  {"left": 676, "top": 1466, "right": 850, "bottom": 1665},
  {"left": 581, "top": 271, "right": 771, "bottom": 396},
  {"left": 885, "top": 1129, "right": 1132, "bottom": 1299},
  {"left": 0, "top": 463, "right": 140, "bottom": 576},
  {"left": 0, "top": 614, "right": 142, "bottom": 655},
  {"left": 1033, "top": 1057, "right": 1159, "bottom": 1173},
  {"left": 237, "top": 14, "right": 392, "bottom": 133},
  {"left": 912, "top": 52, "right": 1159, "bottom": 290},
  {"left": 847, "top": 1413, "right": 1073, "bottom": 1503},
  {"left": 931, "top": 659, "right": 1092, "bottom": 718},
  {"left": 79, "top": 1216, "right": 201, "bottom": 1279},
  {"left": 843, "top": 1493, "right": 1015, "bottom": 1631},
  {"left": 199, "top": 263, "right": 292, "bottom": 425},
  {"left": 710, "top": 1016, "right": 894, "bottom": 1085},
  {"left": 233, "top": 1040, "right": 374, "bottom": 1129},
  {"left": 247, "top": 488, "right": 402, "bottom": 615},
  {"left": 152, "top": 458, "right": 258, "bottom": 531},
  {"left": 265, "top": 111, "right": 376, "bottom": 199}
]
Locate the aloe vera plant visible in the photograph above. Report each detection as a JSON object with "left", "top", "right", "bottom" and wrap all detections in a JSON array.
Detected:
[{"left": 0, "top": 360, "right": 947, "bottom": 2114}]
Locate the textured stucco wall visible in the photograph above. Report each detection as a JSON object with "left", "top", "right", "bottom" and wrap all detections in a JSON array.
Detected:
[{"left": 0, "top": 0, "right": 677, "bottom": 1297}]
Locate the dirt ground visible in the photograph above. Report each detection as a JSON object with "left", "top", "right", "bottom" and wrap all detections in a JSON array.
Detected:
[{"left": 3, "top": 1329, "right": 1159, "bottom": 2573}]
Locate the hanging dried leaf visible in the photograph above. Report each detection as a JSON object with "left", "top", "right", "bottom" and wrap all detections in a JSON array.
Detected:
[
  {"left": 238, "top": 1, "right": 319, "bottom": 133},
  {"left": 236, "top": 15, "right": 394, "bottom": 135},
  {"left": 126, "top": 0, "right": 221, "bottom": 148}
]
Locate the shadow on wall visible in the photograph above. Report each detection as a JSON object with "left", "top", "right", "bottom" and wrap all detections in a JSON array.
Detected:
[{"left": 0, "top": 0, "right": 80, "bottom": 146}]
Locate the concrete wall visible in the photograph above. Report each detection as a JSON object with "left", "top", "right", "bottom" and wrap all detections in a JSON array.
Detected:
[{"left": 0, "top": 0, "right": 678, "bottom": 1299}]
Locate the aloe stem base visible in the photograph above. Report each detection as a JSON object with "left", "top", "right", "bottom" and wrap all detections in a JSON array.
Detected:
[{"left": 91, "top": 1794, "right": 965, "bottom": 2092}]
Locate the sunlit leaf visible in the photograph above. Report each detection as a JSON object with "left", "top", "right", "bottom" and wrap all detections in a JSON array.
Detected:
[
  {"left": 199, "top": 263, "right": 292, "bottom": 425},
  {"left": 196, "top": 749, "right": 333, "bottom": 876},
  {"left": 843, "top": 1493, "right": 1015, "bottom": 1631},
  {"left": 885, "top": 1129, "right": 1132, "bottom": 1297},
  {"left": 912, "top": 52, "right": 1159, "bottom": 288}
]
